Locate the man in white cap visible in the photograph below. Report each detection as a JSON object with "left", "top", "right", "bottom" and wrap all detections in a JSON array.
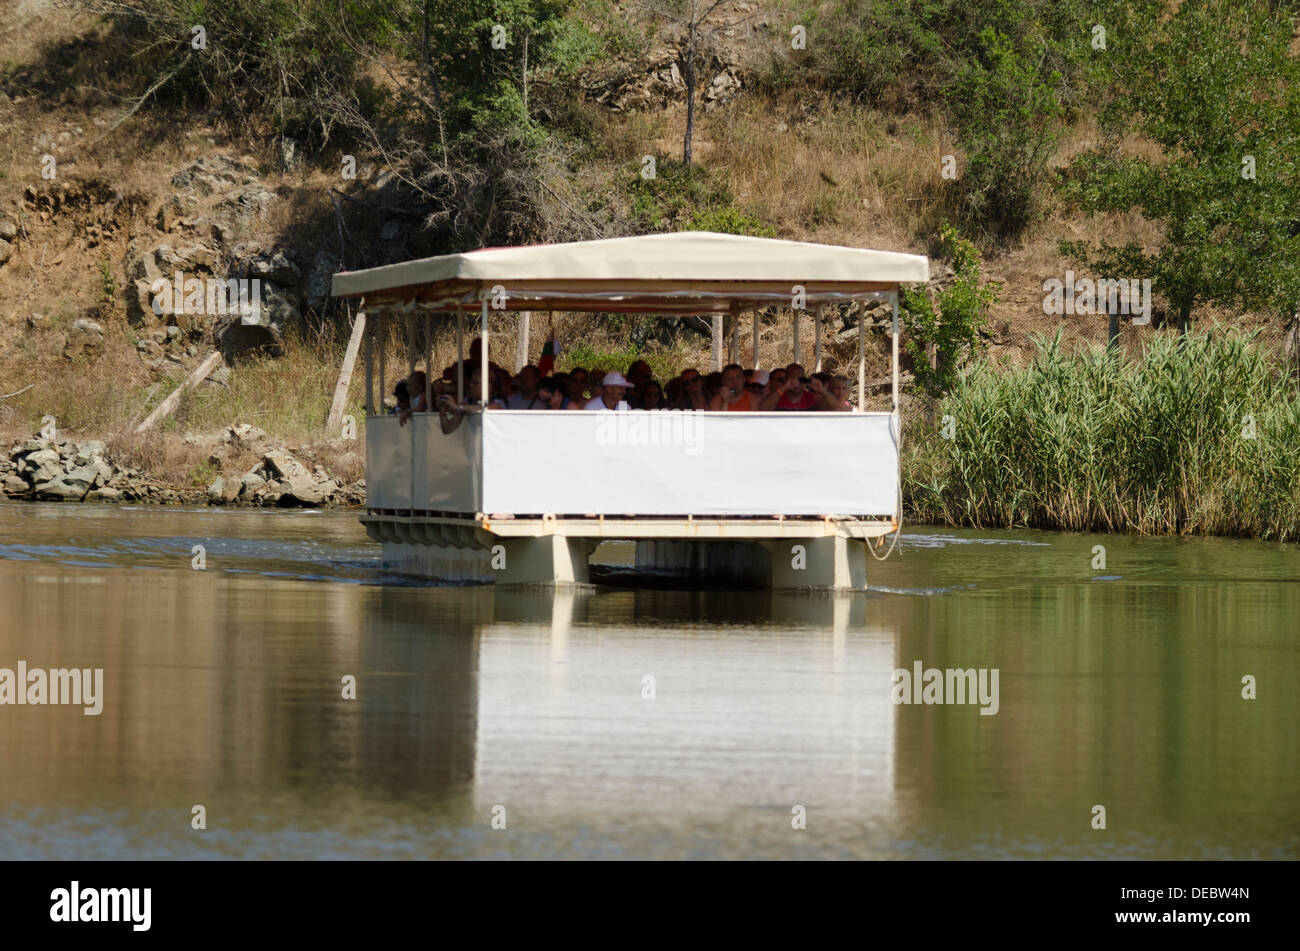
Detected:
[{"left": 585, "top": 371, "right": 634, "bottom": 411}]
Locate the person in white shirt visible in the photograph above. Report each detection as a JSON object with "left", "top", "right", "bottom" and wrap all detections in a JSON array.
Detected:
[
  {"left": 504, "top": 365, "right": 541, "bottom": 409},
  {"left": 584, "top": 371, "right": 634, "bottom": 411}
]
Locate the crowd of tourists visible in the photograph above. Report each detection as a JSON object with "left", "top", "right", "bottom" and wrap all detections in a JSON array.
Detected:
[{"left": 391, "top": 339, "right": 856, "bottom": 426}]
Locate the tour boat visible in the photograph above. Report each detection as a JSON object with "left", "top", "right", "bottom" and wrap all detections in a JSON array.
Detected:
[{"left": 330, "top": 231, "right": 927, "bottom": 588}]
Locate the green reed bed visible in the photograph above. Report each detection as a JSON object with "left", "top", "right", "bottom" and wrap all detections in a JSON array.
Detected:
[{"left": 905, "top": 329, "right": 1300, "bottom": 540}]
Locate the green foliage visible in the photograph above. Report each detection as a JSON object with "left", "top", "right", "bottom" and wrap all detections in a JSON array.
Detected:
[
  {"left": 900, "top": 224, "right": 998, "bottom": 398},
  {"left": 906, "top": 328, "right": 1300, "bottom": 540},
  {"left": 1059, "top": 0, "right": 1300, "bottom": 328},
  {"left": 945, "top": 28, "right": 1064, "bottom": 242},
  {"left": 686, "top": 205, "right": 776, "bottom": 238},
  {"left": 97, "top": 253, "right": 116, "bottom": 305},
  {"left": 628, "top": 161, "right": 774, "bottom": 236},
  {"left": 805, "top": 0, "right": 1110, "bottom": 242},
  {"left": 558, "top": 341, "right": 679, "bottom": 384}
]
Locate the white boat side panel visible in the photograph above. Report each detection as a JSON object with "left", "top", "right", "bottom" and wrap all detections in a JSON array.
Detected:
[
  {"left": 479, "top": 411, "right": 898, "bottom": 516},
  {"left": 413, "top": 413, "right": 482, "bottom": 511},
  {"left": 366, "top": 415, "right": 412, "bottom": 510}
]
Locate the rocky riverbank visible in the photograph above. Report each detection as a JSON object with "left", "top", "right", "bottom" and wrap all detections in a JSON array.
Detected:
[{"left": 0, "top": 423, "right": 363, "bottom": 507}]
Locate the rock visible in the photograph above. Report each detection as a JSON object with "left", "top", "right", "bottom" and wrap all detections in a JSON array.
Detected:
[
  {"left": 248, "top": 249, "right": 300, "bottom": 284},
  {"left": 136, "top": 338, "right": 162, "bottom": 359},
  {"left": 279, "top": 477, "right": 334, "bottom": 507},
  {"left": 218, "top": 282, "right": 297, "bottom": 360},
  {"left": 263, "top": 449, "right": 310, "bottom": 483},
  {"left": 0, "top": 238, "right": 11, "bottom": 266},
  {"left": 224, "top": 424, "right": 271, "bottom": 451},
  {"left": 0, "top": 219, "right": 16, "bottom": 241},
  {"left": 19, "top": 437, "right": 54, "bottom": 454},
  {"left": 3, "top": 475, "right": 29, "bottom": 496},
  {"left": 64, "top": 318, "right": 106, "bottom": 360},
  {"left": 206, "top": 476, "right": 225, "bottom": 502},
  {"left": 72, "top": 441, "right": 106, "bottom": 465},
  {"left": 239, "top": 470, "right": 266, "bottom": 496},
  {"left": 277, "top": 136, "right": 301, "bottom": 171},
  {"left": 87, "top": 486, "right": 121, "bottom": 502},
  {"left": 25, "top": 312, "right": 44, "bottom": 329},
  {"left": 62, "top": 465, "right": 102, "bottom": 491},
  {"left": 23, "top": 449, "right": 62, "bottom": 483},
  {"left": 303, "top": 251, "right": 339, "bottom": 312},
  {"left": 32, "top": 478, "right": 88, "bottom": 501}
]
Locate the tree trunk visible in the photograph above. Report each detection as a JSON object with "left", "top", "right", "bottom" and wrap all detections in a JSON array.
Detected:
[
  {"left": 1107, "top": 310, "right": 1120, "bottom": 352},
  {"left": 1177, "top": 300, "right": 1192, "bottom": 335},
  {"left": 522, "top": 33, "right": 530, "bottom": 119},
  {"left": 683, "top": 27, "right": 696, "bottom": 165}
]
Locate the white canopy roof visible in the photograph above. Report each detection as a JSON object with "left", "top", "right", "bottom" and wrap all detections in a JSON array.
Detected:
[{"left": 331, "top": 231, "right": 929, "bottom": 314}]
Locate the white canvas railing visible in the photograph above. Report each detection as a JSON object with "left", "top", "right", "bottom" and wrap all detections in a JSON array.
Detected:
[{"left": 367, "top": 410, "right": 899, "bottom": 518}]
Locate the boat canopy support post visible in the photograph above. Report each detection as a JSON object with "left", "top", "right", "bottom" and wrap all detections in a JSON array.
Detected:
[
  {"left": 406, "top": 314, "right": 416, "bottom": 377},
  {"left": 423, "top": 313, "right": 432, "bottom": 411},
  {"left": 362, "top": 305, "right": 373, "bottom": 416},
  {"left": 711, "top": 314, "right": 723, "bottom": 371},
  {"left": 814, "top": 303, "right": 823, "bottom": 372},
  {"left": 858, "top": 301, "right": 866, "bottom": 412},
  {"left": 730, "top": 301, "right": 740, "bottom": 364},
  {"left": 480, "top": 296, "right": 489, "bottom": 406},
  {"left": 891, "top": 291, "right": 900, "bottom": 414},
  {"left": 793, "top": 306, "right": 801, "bottom": 365},
  {"left": 752, "top": 308, "right": 760, "bottom": 368},
  {"left": 456, "top": 309, "right": 464, "bottom": 404},
  {"left": 377, "top": 311, "right": 387, "bottom": 412},
  {"left": 517, "top": 310, "right": 530, "bottom": 371}
]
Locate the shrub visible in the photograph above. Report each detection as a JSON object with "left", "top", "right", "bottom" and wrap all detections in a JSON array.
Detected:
[{"left": 899, "top": 224, "right": 999, "bottom": 399}]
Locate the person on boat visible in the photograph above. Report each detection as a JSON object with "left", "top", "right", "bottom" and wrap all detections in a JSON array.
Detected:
[
  {"left": 535, "top": 377, "right": 575, "bottom": 410},
  {"left": 708, "top": 363, "right": 757, "bottom": 411},
  {"left": 674, "top": 368, "right": 708, "bottom": 410},
  {"left": 437, "top": 366, "right": 505, "bottom": 433},
  {"left": 759, "top": 362, "right": 817, "bottom": 411},
  {"left": 640, "top": 379, "right": 665, "bottom": 410},
  {"left": 704, "top": 370, "right": 723, "bottom": 403},
  {"left": 398, "top": 371, "right": 430, "bottom": 426},
  {"left": 565, "top": 367, "right": 590, "bottom": 404},
  {"left": 505, "top": 365, "right": 541, "bottom": 409},
  {"left": 828, "top": 375, "right": 854, "bottom": 411},
  {"left": 390, "top": 378, "right": 410, "bottom": 419},
  {"left": 443, "top": 337, "right": 510, "bottom": 396},
  {"left": 585, "top": 371, "right": 633, "bottom": 410},
  {"left": 627, "top": 359, "right": 653, "bottom": 400},
  {"left": 806, "top": 372, "right": 847, "bottom": 412},
  {"left": 664, "top": 375, "right": 683, "bottom": 407},
  {"left": 746, "top": 369, "right": 769, "bottom": 399}
]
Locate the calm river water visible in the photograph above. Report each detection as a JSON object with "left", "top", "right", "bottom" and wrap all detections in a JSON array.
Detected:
[{"left": 0, "top": 503, "right": 1295, "bottom": 859}]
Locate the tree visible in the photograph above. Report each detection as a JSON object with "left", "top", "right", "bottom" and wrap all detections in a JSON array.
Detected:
[
  {"left": 647, "top": 0, "right": 755, "bottom": 164},
  {"left": 1059, "top": 0, "right": 1300, "bottom": 333},
  {"left": 900, "top": 224, "right": 999, "bottom": 400}
]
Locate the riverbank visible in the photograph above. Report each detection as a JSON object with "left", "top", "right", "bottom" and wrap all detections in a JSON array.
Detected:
[
  {"left": 0, "top": 423, "right": 363, "bottom": 507},
  {"left": 905, "top": 328, "right": 1300, "bottom": 542},
  {"left": 5, "top": 327, "right": 1298, "bottom": 533}
]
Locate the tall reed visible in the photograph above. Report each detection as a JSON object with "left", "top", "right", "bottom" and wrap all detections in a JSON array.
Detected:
[{"left": 905, "top": 329, "right": 1300, "bottom": 540}]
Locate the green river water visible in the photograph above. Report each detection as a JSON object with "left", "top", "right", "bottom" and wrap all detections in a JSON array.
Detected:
[{"left": 0, "top": 503, "right": 1295, "bottom": 859}]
